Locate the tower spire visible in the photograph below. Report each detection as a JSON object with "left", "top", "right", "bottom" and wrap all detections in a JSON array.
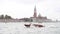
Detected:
[{"left": 33, "top": 6, "right": 37, "bottom": 17}]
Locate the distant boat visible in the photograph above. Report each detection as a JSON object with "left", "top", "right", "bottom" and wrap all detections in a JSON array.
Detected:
[
  {"left": 24, "top": 23, "right": 44, "bottom": 28},
  {"left": 24, "top": 23, "right": 31, "bottom": 28},
  {"left": 33, "top": 24, "right": 44, "bottom": 27}
]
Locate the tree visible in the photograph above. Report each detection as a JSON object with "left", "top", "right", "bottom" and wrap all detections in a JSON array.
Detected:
[
  {"left": 5, "top": 15, "right": 12, "bottom": 19},
  {"left": 0, "top": 15, "right": 4, "bottom": 19}
]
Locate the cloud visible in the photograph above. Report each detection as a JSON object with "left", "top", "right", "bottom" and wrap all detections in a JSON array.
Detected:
[
  {"left": 0, "top": 0, "right": 60, "bottom": 20},
  {"left": 7, "top": 0, "right": 39, "bottom": 5},
  {"left": 36, "top": 0, "right": 60, "bottom": 20}
]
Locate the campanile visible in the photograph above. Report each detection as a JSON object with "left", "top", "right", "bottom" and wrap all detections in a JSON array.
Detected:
[{"left": 33, "top": 6, "right": 37, "bottom": 17}]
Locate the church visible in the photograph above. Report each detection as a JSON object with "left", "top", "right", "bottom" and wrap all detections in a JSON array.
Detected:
[
  {"left": 20, "top": 6, "right": 52, "bottom": 22},
  {"left": 30, "top": 6, "right": 51, "bottom": 22}
]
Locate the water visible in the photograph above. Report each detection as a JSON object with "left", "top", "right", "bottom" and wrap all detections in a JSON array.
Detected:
[{"left": 0, "top": 22, "right": 60, "bottom": 34}]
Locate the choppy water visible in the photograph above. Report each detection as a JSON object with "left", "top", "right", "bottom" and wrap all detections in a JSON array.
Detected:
[{"left": 0, "top": 22, "right": 60, "bottom": 34}]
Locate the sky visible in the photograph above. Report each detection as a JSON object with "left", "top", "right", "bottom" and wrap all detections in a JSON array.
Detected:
[{"left": 0, "top": 0, "right": 60, "bottom": 20}]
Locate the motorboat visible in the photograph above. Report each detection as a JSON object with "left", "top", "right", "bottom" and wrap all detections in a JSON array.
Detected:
[
  {"left": 24, "top": 23, "right": 31, "bottom": 28},
  {"left": 33, "top": 24, "right": 44, "bottom": 27}
]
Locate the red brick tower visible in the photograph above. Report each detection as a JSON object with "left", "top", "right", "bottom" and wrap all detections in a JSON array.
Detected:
[{"left": 33, "top": 6, "right": 37, "bottom": 18}]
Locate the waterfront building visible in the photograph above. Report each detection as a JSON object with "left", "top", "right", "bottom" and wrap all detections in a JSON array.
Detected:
[
  {"left": 19, "top": 6, "right": 52, "bottom": 22},
  {"left": 30, "top": 6, "right": 51, "bottom": 22}
]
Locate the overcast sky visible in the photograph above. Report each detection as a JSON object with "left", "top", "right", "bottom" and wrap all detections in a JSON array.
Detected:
[{"left": 0, "top": 0, "right": 60, "bottom": 20}]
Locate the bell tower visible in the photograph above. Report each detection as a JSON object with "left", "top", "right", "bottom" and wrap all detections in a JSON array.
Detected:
[{"left": 33, "top": 6, "right": 37, "bottom": 17}]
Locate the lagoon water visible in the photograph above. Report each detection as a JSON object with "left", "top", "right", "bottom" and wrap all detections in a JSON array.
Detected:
[{"left": 0, "top": 22, "right": 60, "bottom": 34}]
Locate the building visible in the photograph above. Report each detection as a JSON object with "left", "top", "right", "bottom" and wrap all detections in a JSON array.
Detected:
[
  {"left": 30, "top": 6, "right": 52, "bottom": 22},
  {"left": 19, "top": 6, "right": 52, "bottom": 22}
]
